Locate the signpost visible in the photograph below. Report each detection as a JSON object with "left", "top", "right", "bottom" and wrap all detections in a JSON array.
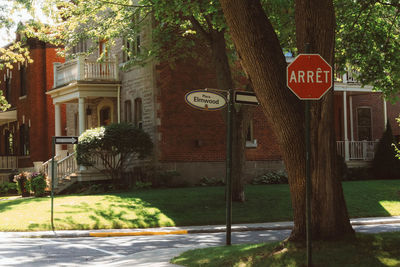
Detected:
[
  {"left": 287, "top": 51, "right": 332, "bottom": 267},
  {"left": 185, "top": 88, "right": 257, "bottom": 246},
  {"left": 185, "top": 90, "right": 227, "bottom": 111},
  {"left": 234, "top": 91, "right": 259, "bottom": 105},
  {"left": 51, "top": 136, "right": 79, "bottom": 230}
]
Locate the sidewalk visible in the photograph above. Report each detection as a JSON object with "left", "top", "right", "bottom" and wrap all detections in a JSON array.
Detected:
[{"left": 1, "top": 216, "right": 400, "bottom": 239}]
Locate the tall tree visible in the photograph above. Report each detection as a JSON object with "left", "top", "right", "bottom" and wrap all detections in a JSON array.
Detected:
[
  {"left": 219, "top": 0, "right": 354, "bottom": 241},
  {"left": 335, "top": 0, "right": 400, "bottom": 101},
  {"left": 37, "top": 0, "right": 253, "bottom": 202},
  {"left": 0, "top": 0, "right": 33, "bottom": 110}
]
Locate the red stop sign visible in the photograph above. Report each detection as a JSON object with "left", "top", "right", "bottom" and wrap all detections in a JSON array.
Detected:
[{"left": 287, "top": 54, "right": 332, "bottom": 100}]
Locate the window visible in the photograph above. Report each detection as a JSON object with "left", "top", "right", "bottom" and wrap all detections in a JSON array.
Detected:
[
  {"left": 357, "top": 107, "right": 372, "bottom": 141},
  {"left": 245, "top": 120, "right": 257, "bottom": 148},
  {"left": 20, "top": 124, "right": 30, "bottom": 156},
  {"left": 123, "top": 36, "right": 141, "bottom": 62},
  {"left": 100, "top": 106, "right": 111, "bottom": 126},
  {"left": 5, "top": 77, "right": 12, "bottom": 106},
  {"left": 134, "top": 98, "right": 143, "bottom": 128},
  {"left": 99, "top": 40, "right": 109, "bottom": 59},
  {"left": 20, "top": 66, "right": 27, "bottom": 96},
  {"left": 124, "top": 100, "right": 132, "bottom": 123},
  {"left": 5, "top": 130, "right": 14, "bottom": 155},
  {"left": 72, "top": 40, "right": 87, "bottom": 54}
]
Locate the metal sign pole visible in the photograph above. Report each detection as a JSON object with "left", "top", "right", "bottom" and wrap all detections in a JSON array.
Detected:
[
  {"left": 51, "top": 137, "right": 55, "bottom": 231},
  {"left": 305, "top": 43, "right": 312, "bottom": 267},
  {"left": 226, "top": 88, "right": 233, "bottom": 246}
]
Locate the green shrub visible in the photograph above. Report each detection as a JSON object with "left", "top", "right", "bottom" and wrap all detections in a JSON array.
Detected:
[
  {"left": 252, "top": 170, "right": 288, "bottom": 185},
  {"left": 135, "top": 181, "right": 152, "bottom": 189},
  {"left": 0, "top": 182, "right": 17, "bottom": 195},
  {"left": 29, "top": 172, "right": 47, "bottom": 197},
  {"left": 372, "top": 121, "right": 400, "bottom": 179},
  {"left": 337, "top": 155, "right": 348, "bottom": 180},
  {"left": 76, "top": 123, "right": 153, "bottom": 185},
  {"left": 346, "top": 167, "right": 375, "bottom": 181},
  {"left": 199, "top": 177, "right": 225, "bottom": 186},
  {"left": 13, "top": 172, "right": 30, "bottom": 197}
]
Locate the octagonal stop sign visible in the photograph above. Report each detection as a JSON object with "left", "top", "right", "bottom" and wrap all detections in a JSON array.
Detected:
[{"left": 287, "top": 54, "right": 332, "bottom": 100}]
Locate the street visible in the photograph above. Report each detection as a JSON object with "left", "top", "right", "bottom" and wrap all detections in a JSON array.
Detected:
[{"left": 0, "top": 223, "right": 398, "bottom": 266}]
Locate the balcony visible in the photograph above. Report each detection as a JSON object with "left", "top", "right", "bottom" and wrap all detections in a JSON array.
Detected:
[
  {"left": 53, "top": 56, "right": 119, "bottom": 88},
  {"left": 335, "top": 69, "right": 360, "bottom": 84}
]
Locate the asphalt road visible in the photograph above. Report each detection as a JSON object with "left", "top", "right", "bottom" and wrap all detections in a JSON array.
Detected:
[{"left": 0, "top": 223, "right": 398, "bottom": 267}]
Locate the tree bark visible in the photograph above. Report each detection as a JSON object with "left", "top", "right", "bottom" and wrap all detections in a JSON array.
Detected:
[
  {"left": 209, "top": 30, "right": 250, "bottom": 202},
  {"left": 219, "top": 0, "right": 354, "bottom": 240}
]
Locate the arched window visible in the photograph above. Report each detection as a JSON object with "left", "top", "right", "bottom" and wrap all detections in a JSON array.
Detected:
[{"left": 134, "top": 98, "right": 143, "bottom": 128}]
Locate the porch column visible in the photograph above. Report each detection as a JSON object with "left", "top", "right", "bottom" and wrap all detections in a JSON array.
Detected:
[
  {"left": 349, "top": 95, "right": 354, "bottom": 141},
  {"left": 383, "top": 98, "right": 388, "bottom": 130},
  {"left": 54, "top": 103, "right": 62, "bottom": 156},
  {"left": 343, "top": 91, "right": 350, "bottom": 161},
  {"left": 78, "top": 97, "right": 85, "bottom": 135}
]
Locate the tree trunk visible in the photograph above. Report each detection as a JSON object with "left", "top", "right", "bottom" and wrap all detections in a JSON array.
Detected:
[
  {"left": 219, "top": 0, "right": 354, "bottom": 240},
  {"left": 210, "top": 30, "right": 250, "bottom": 202}
]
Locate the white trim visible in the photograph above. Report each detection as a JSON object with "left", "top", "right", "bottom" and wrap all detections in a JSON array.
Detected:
[{"left": 349, "top": 95, "right": 354, "bottom": 141}]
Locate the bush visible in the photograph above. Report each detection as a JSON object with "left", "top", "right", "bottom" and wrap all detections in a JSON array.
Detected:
[
  {"left": 337, "top": 155, "right": 348, "bottom": 180},
  {"left": 372, "top": 121, "right": 400, "bottom": 179},
  {"left": 345, "top": 167, "right": 375, "bottom": 181},
  {"left": 76, "top": 123, "right": 153, "bottom": 185},
  {"left": 13, "top": 172, "right": 30, "bottom": 197},
  {"left": 29, "top": 172, "right": 47, "bottom": 197},
  {"left": 198, "top": 177, "right": 225, "bottom": 186},
  {"left": 252, "top": 170, "right": 288, "bottom": 185},
  {"left": 0, "top": 182, "right": 17, "bottom": 195}
]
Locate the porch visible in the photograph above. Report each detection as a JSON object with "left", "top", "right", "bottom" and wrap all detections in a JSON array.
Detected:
[
  {"left": 48, "top": 56, "right": 121, "bottom": 156},
  {"left": 336, "top": 140, "right": 378, "bottom": 161}
]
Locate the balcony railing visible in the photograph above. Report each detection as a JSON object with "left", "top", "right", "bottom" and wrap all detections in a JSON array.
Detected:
[
  {"left": 53, "top": 56, "right": 119, "bottom": 88},
  {"left": 336, "top": 141, "right": 378, "bottom": 161},
  {"left": 335, "top": 69, "right": 360, "bottom": 84}
]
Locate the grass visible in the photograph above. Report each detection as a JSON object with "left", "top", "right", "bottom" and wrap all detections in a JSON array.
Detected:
[
  {"left": 0, "top": 179, "right": 399, "bottom": 231},
  {"left": 171, "top": 232, "right": 400, "bottom": 266}
]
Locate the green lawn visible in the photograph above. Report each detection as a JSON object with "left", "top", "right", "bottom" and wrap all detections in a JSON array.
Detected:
[
  {"left": 0, "top": 179, "right": 399, "bottom": 231},
  {"left": 171, "top": 232, "right": 400, "bottom": 267}
]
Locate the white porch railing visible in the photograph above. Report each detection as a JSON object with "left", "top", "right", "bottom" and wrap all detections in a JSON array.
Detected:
[
  {"left": 41, "top": 153, "right": 77, "bottom": 187},
  {"left": 53, "top": 56, "right": 119, "bottom": 88},
  {"left": 0, "top": 156, "right": 18, "bottom": 169},
  {"left": 336, "top": 141, "right": 378, "bottom": 161},
  {"left": 57, "top": 152, "right": 78, "bottom": 180}
]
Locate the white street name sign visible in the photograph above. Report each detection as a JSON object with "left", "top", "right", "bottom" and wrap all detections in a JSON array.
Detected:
[
  {"left": 185, "top": 90, "right": 227, "bottom": 111},
  {"left": 234, "top": 91, "right": 259, "bottom": 105}
]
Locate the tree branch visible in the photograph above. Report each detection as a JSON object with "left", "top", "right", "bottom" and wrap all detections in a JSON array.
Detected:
[{"left": 188, "top": 16, "right": 212, "bottom": 43}]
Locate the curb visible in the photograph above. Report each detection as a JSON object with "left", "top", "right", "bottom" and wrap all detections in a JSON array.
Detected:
[{"left": 2, "top": 217, "right": 400, "bottom": 238}]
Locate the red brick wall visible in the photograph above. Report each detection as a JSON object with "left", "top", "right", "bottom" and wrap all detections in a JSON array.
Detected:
[
  {"left": 334, "top": 92, "right": 400, "bottom": 142},
  {"left": 157, "top": 60, "right": 281, "bottom": 162},
  {"left": 0, "top": 40, "right": 65, "bottom": 167}
]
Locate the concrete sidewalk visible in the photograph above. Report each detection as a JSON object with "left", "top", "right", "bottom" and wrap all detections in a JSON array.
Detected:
[{"left": 1, "top": 216, "right": 400, "bottom": 239}]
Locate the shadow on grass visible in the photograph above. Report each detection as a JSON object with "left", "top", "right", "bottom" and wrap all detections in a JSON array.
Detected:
[
  {"left": 343, "top": 179, "right": 400, "bottom": 218},
  {"left": 0, "top": 197, "right": 48, "bottom": 212},
  {"left": 172, "top": 233, "right": 400, "bottom": 267}
]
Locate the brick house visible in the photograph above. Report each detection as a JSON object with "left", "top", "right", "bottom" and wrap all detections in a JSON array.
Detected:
[
  {"left": 45, "top": 21, "right": 400, "bottom": 190},
  {"left": 0, "top": 37, "right": 66, "bottom": 182}
]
